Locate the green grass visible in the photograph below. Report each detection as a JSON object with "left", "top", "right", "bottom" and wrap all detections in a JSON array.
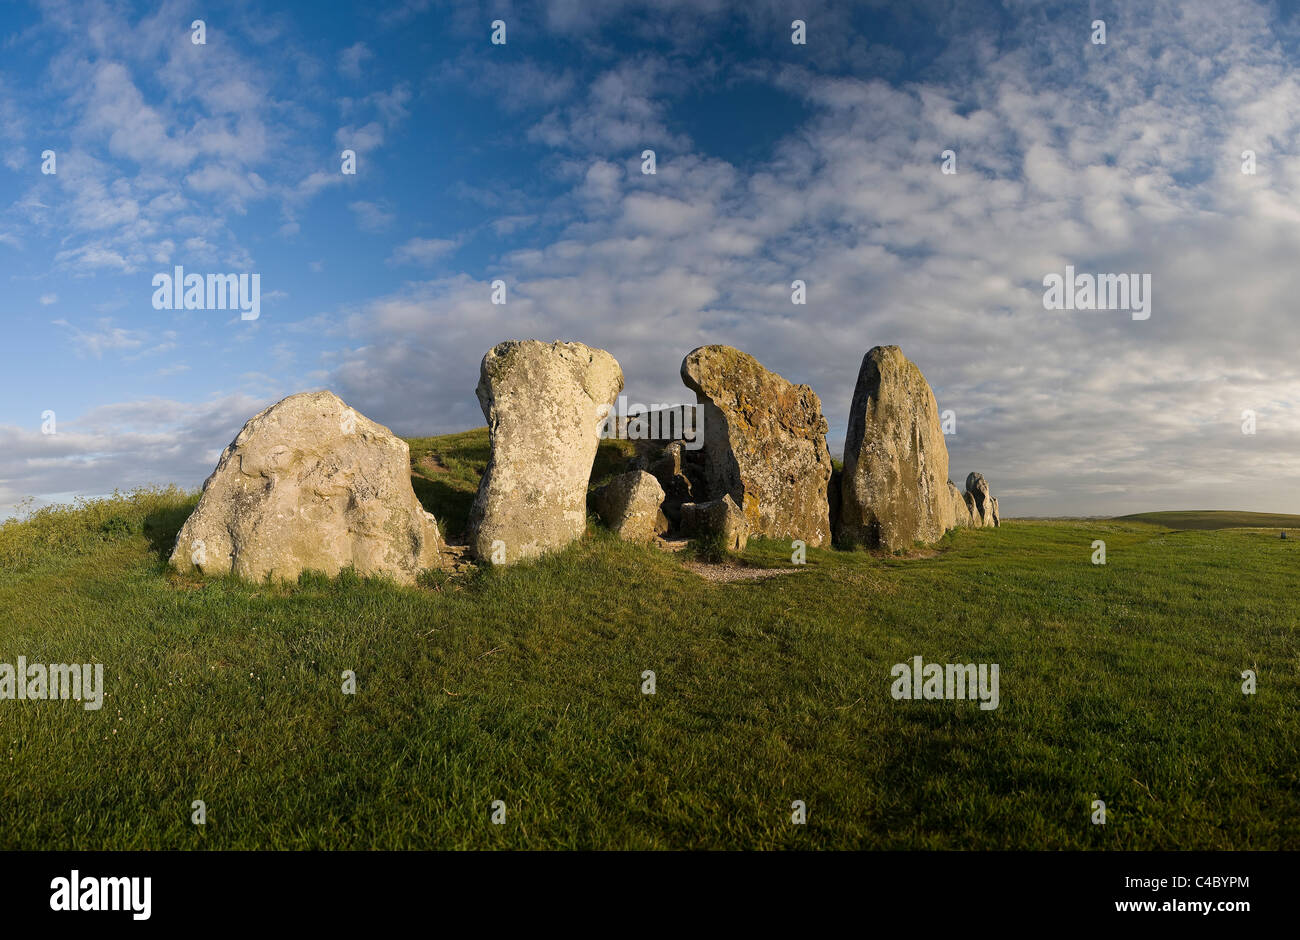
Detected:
[
  {"left": 0, "top": 430, "right": 1295, "bottom": 849},
  {"left": 406, "top": 428, "right": 491, "bottom": 539},
  {"left": 1116, "top": 510, "right": 1300, "bottom": 530}
]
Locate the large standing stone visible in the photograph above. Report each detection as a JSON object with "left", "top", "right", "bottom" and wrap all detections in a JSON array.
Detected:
[
  {"left": 170, "top": 391, "right": 442, "bottom": 584},
  {"left": 838, "top": 346, "right": 951, "bottom": 551},
  {"left": 948, "top": 481, "right": 973, "bottom": 528},
  {"left": 680, "top": 345, "right": 832, "bottom": 546},
  {"left": 966, "top": 472, "right": 997, "bottom": 527},
  {"left": 468, "top": 340, "right": 623, "bottom": 563},
  {"left": 593, "top": 470, "right": 669, "bottom": 542}
]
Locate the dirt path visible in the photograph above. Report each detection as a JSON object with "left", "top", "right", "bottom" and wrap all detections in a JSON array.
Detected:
[{"left": 680, "top": 561, "right": 802, "bottom": 583}]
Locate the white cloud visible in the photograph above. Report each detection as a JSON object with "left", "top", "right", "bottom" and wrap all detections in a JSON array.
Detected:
[
  {"left": 491, "top": 215, "right": 538, "bottom": 236},
  {"left": 335, "top": 122, "right": 384, "bottom": 154},
  {"left": 349, "top": 200, "right": 396, "bottom": 232},
  {"left": 319, "top": 0, "right": 1300, "bottom": 515},
  {"left": 53, "top": 319, "right": 145, "bottom": 358},
  {"left": 387, "top": 237, "right": 457, "bottom": 266},
  {"left": 529, "top": 56, "right": 692, "bottom": 153},
  {"left": 339, "top": 43, "right": 372, "bottom": 81},
  {"left": 7, "top": 0, "right": 1300, "bottom": 519},
  {"left": 0, "top": 393, "right": 268, "bottom": 516}
]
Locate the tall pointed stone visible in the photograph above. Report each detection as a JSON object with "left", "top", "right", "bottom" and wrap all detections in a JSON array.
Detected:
[
  {"left": 838, "top": 346, "right": 951, "bottom": 551},
  {"left": 965, "top": 472, "right": 1000, "bottom": 527}
]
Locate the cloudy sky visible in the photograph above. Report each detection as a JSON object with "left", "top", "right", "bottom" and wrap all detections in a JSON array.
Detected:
[{"left": 1, "top": 0, "right": 1298, "bottom": 518}]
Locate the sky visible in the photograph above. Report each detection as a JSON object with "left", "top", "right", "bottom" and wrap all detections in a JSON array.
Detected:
[{"left": 1, "top": 0, "right": 1299, "bottom": 518}]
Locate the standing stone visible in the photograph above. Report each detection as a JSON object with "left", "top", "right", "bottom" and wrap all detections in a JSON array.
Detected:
[
  {"left": 966, "top": 472, "right": 997, "bottom": 527},
  {"left": 468, "top": 340, "right": 623, "bottom": 563},
  {"left": 170, "top": 391, "right": 442, "bottom": 584},
  {"left": 593, "top": 470, "right": 669, "bottom": 542},
  {"left": 948, "top": 481, "right": 973, "bottom": 527},
  {"left": 838, "top": 346, "right": 951, "bottom": 551},
  {"left": 680, "top": 345, "right": 832, "bottom": 546}
]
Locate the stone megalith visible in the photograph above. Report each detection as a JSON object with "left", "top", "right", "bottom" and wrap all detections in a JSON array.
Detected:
[
  {"left": 680, "top": 345, "right": 832, "bottom": 546},
  {"left": 838, "top": 346, "right": 951, "bottom": 551},
  {"left": 467, "top": 340, "right": 623, "bottom": 563},
  {"left": 593, "top": 470, "right": 669, "bottom": 542},
  {"left": 966, "top": 472, "right": 998, "bottom": 527},
  {"left": 170, "top": 390, "right": 443, "bottom": 584},
  {"left": 948, "top": 481, "right": 973, "bottom": 527}
]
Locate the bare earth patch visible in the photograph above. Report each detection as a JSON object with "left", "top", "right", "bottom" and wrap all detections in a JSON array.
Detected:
[
  {"left": 653, "top": 536, "right": 691, "bottom": 552},
  {"left": 681, "top": 561, "right": 801, "bottom": 583}
]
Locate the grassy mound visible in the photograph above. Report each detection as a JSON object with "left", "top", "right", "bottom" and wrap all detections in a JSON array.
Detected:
[{"left": 0, "top": 433, "right": 1294, "bottom": 849}]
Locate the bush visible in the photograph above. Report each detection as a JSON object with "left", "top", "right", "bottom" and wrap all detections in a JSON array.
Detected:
[{"left": 0, "top": 486, "right": 197, "bottom": 570}]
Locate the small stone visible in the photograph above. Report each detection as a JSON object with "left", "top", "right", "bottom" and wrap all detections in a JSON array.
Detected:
[
  {"left": 593, "top": 470, "right": 669, "bottom": 542},
  {"left": 679, "top": 494, "right": 749, "bottom": 552}
]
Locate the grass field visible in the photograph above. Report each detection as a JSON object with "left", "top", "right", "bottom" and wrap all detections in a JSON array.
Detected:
[
  {"left": 1116, "top": 510, "right": 1300, "bottom": 531},
  {"left": 0, "top": 429, "right": 1295, "bottom": 849}
]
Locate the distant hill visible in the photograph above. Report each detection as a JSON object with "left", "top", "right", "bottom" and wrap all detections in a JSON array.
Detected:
[{"left": 1117, "top": 510, "right": 1300, "bottom": 530}]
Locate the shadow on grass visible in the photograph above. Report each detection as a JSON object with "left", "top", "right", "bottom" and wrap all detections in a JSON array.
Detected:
[
  {"left": 411, "top": 475, "right": 476, "bottom": 541},
  {"left": 143, "top": 502, "right": 196, "bottom": 563}
]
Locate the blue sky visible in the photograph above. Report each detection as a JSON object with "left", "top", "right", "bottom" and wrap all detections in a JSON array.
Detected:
[{"left": 2, "top": 0, "right": 1299, "bottom": 517}]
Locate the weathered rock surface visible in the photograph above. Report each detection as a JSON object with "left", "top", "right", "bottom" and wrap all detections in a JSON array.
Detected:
[
  {"left": 679, "top": 494, "right": 749, "bottom": 552},
  {"left": 948, "top": 481, "right": 973, "bottom": 527},
  {"left": 170, "top": 390, "right": 442, "bottom": 584},
  {"left": 680, "top": 345, "right": 832, "bottom": 546},
  {"left": 593, "top": 470, "right": 669, "bottom": 542},
  {"left": 966, "top": 472, "right": 997, "bottom": 526},
  {"left": 467, "top": 340, "right": 623, "bottom": 563},
  {"left": 837, "top": 346, "right": 951, "bottom": 551}
]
